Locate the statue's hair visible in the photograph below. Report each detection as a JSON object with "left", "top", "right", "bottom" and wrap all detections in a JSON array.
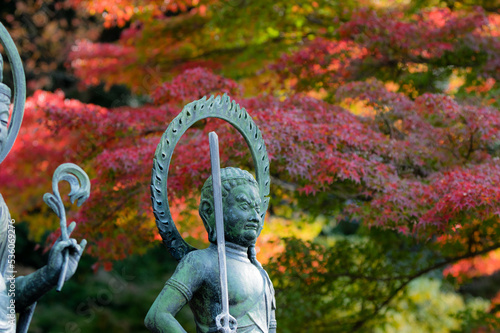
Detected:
[{"left": 200, "top": 167, "right": 258, "bottom": 204}]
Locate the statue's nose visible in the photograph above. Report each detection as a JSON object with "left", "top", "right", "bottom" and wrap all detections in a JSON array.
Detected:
[{"left": 249, "top": 209, "right": 261, "bottom": 223}]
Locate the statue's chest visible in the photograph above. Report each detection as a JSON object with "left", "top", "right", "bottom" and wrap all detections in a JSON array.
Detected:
[
  {"left": 225, "top": 259, "right": 264, "bottom": 306},
  {"left": 192, "top": 254, "right": 267, "bottom": 323}
]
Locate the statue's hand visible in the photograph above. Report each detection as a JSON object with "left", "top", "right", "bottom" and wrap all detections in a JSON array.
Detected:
[{"left": 47, "top": 221, "right": 87, "bottom": 283}]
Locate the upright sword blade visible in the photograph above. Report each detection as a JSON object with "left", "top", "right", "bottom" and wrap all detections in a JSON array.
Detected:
[{"left": 209, "top": 132, "right": 237, "bottom": 333}]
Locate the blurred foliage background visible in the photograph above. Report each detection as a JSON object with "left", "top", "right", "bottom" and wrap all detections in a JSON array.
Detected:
[{"left": 2, "top": 0, "right": 500, "bottom": 332}]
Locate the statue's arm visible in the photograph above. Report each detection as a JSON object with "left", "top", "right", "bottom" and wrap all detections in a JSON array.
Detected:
[
  {"left": 144, "top": 284, "right": 190, "bottom": 333},
  {"left": 15, "top": 232, "right": 85, "bottom": 311},
  {"left": 269, "top": 273, "right": 277, "bottom": 333},
  {"left": 145, "top": 252, "right": 204, "bottom": 333},
  {"left": 14, "top": 266, "right": 54, "bottom": 311},
  {"left": 269, "top": 308, "right": 277, "bottom": 333}
]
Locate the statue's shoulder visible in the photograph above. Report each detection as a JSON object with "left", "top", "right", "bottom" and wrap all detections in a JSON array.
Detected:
[
  {"left": 172, "top": 247, "right": 218, "bottom": 286},
  {"left": 179, "top": 246, "right": 217, "bottom": 270}
]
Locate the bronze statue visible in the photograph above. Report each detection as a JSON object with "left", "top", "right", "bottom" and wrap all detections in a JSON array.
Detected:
[
  {"left": 146, "top": 96, "right": 276, "bottom": 332},
  {"left": 146, "top": 167, "right": 276, "bottom": 333},
  {"left": 0, "top": 22, "right": 88, "bottom": 332}
]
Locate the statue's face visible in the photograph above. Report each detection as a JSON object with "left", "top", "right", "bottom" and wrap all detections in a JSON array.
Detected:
[
  {"left": 223, "top": 183, "right": 262, "bottom": 247},
  {"left": 0, "top": 110, "right": 8, "bottom": 152}
]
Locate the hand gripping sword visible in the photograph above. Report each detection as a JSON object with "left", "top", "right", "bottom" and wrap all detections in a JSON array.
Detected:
[{"left": 209, "top": 132, "right": 238, "bottom": 333}]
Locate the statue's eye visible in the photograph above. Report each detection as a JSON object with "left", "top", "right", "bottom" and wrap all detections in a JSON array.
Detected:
[{"left": 240, "top": 203, "right": 249, "bottom": 210}]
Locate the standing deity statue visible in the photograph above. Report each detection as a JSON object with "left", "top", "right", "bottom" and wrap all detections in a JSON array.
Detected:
[
  {"left": 145, "top": 96, "right": 277, "bottom": 333},
  {"left": 0, "top": 23, "right": 88, "bottom": 332}
]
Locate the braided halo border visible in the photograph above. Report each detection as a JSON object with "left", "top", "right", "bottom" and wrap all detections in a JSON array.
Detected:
[
  {"left": 151, "top": 94, "right": 271, "bottom": 261},
  {"left": 0, "top": 21, "right": 26, "bottom": 165}
]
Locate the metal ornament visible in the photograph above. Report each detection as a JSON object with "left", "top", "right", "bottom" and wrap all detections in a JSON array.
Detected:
[
  {"left": 209, "top": 132, "right": 238, "bottom": 333},
  {"left": 151, "top": 94, "right": 270, "bottom": 261},
  {"left": 43, "top": 163, "right": 91, "bottom": 291},
  {"left": 0, "top": 21, "right": 26, "bottom": 165}
]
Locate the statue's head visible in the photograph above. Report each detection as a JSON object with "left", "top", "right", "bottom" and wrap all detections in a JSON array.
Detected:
[{"left": 199, "top": 167, "right": 263, "bottom": 247}]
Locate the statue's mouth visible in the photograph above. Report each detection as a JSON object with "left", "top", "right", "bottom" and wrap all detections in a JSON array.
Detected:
[{"left": 244, "top": 223, "right": 259, "bottom": 230}]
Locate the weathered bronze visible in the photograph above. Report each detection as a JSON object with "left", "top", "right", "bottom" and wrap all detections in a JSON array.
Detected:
[
  {"left": 0, "top": 22, "right": 88, "bottom": 333},
  {"left": 150, "top": 95, "right": 270, "bottom": 262},
  {"left": 145, "top": 96, "right": 277, "bottom": 333}
]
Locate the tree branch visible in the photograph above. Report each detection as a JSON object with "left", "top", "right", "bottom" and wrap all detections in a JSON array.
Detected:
[{"left": 351, "top": 243, "right": 500, "bottom": 331}]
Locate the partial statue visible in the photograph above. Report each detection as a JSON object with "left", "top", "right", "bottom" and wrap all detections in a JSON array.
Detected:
[
  {"left": 0, "top": 198, "right": 86, "bottom": 332},
  {"left": 0, "top": 22, "right": 89, "bottom": 332},
  {"left": 145, "top": 96, "right": 277, "bottom": 332}
]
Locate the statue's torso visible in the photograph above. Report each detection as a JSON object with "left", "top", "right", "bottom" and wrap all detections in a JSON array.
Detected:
[{"left": 182, "top": 245, "right": 272, "bottom": 333}]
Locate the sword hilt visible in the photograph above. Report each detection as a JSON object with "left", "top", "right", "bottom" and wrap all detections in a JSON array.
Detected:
[{"left": 215, "top": 312, "right": 238, "bottom": 333}]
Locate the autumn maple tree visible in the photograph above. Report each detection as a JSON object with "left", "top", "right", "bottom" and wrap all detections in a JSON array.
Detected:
[{"left": 2, "top": 0, "right": 500, "bottom": 332}]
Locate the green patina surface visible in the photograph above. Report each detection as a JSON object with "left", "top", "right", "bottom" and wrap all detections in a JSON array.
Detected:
[
  {"left": 147, "top": 96, "right": 276, "bottom": 332},
  {"left": 145, "top": 168, "right": 276, "bottom": 333}
]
